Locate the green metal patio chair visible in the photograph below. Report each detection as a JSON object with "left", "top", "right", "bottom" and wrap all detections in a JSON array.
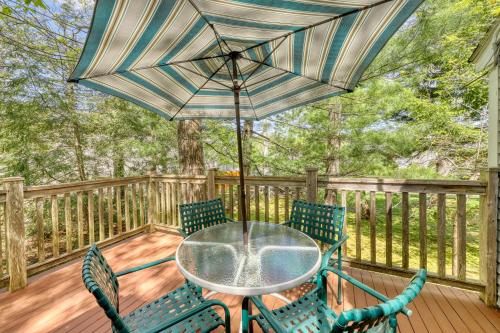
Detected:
[
  {"left": 179, "top": 198, "right": 235, "bottom": 237},
  {"left": 243, "top": 268, "right": 426, "bottom": 333},
  {"left": 82, "top": 245, "right": 231, "bottom": 333},
  {"left": 284, "top": 200, "right": 347, "bottom": 304}
]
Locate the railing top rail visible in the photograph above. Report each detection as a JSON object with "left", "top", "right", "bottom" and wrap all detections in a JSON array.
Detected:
[
  {"left": 23, "top": 176, "right": 150, "bottom": 199},
  {"left": 215, "top": 175, "right": 306, "bottom": 187},
  {"left": 318, "top": 177, "right": 486, "bottom": 195},
  {"left": 153, "top": 174, "right": 207, "bottom": 180},
  {"left": 318, "top": 177, "right": 486, "bottom": 187}
]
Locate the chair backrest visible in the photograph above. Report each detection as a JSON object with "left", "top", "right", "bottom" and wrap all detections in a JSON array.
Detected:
[
  {"left": 179, "top": 198, "right": 228, "bottom": 236},
  {"left": 331, "top": 269, "right": 427, "bottom": 333},
  {"left": 288, "top": 200, "right": 345, "bottom": 245},
  {"left": 82, "top": 245, "right": 129, "bottom": 332}
]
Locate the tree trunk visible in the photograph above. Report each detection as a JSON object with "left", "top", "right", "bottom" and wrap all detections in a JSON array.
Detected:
[
  {"left": 71, "top": 119, "right": 87, "bottom": 181},
  {"left": 325, "top": 99, "right": 342, "bottom": 204},
  {"left": 178, "top": 120, "right": 205, "bottom": 175},
  {"left": 113, "top": 148, "right": 125, "bottom": 178},
  {"left": 243, "top": 120, "right": 253, "bottom": 176}
]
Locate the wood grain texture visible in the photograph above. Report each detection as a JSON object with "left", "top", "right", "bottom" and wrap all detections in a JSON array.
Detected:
[
  {"left": 385, "top": 192, "right": 393, "bottom": 268},
  {"left": 437, "top": 193, "right": 446, "bottom": 278},
  {"left": 0, "top": 231, "right": 498, "bottom": 333}
]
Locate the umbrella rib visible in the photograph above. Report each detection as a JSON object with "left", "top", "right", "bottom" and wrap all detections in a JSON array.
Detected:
[
  {"left": 240, "top": 36, "right": 288, "bottom": 88},
  {"left": 174, "top": 63, "right": 233, "bottom": 90},
  {"left": 235, "top": 60, "right": 258, "bottom": 120},
  {"left": 241, "top": 56, "right": 351, "bottom": 92},
  {"left": 187, "top": 0, "right": 234, "bottom": 82},
  {"left": 240, "top": 0, "right": 394, "bottom": 54},
  {"left": 187, "top": 0, "right": 233, "bottom": 53},
  {"left": 169, "top": 57, "right": 231, "bottom": 121},
  {"left": 68, "top": 54, "right": 227, "bottom": 82}
]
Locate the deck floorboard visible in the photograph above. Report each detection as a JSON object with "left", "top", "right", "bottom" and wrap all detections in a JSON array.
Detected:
[{"left": 1, "top": 231, "right": 499, "bottom": 333}]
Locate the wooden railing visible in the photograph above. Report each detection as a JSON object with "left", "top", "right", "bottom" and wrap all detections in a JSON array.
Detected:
[{"left": 1, "top": 168, "right": 497, "bottom": 306}]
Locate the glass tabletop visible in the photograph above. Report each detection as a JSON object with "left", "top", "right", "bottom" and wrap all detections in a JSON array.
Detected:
[{"left": 175, "top": 222, "right": 321, "bottom": 296}]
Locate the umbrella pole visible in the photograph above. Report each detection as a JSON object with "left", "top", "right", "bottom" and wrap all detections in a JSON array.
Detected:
[{"left": 231, "top": 53, "right": 248, "bottom": 246}]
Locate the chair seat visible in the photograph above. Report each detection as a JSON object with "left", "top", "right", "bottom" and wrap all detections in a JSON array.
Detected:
[
  {"left": 255, "top": 293, "right": 337, "bottom": 333},
  {"left": 120, "top": 283, "right": 224, "bottom": 333}
]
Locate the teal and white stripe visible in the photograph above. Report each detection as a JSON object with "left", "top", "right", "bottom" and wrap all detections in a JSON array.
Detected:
[{"left": 70, "top": 0, "right": 423, "bottom": 120}]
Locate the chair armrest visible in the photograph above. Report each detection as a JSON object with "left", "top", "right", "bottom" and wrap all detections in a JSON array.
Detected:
[
  {"left": 143, "top": 299, "right": 231, "bottom": 333},
  {"left": 116, "top": 256, "right": 176, "bottom": 277},
  {"left": 322, "top": 266, "right": 412, "bottom": 317},
  {"left": 248, "top": 296, "right": 288, "bottom": 333},
  {"left": 226, "top": 217, "right": 238, "bottom": 223},
  {"left": 321, "top": 235, "right": 348, "bottom": 268},
  {"left": 177, "top": 228, "right": 188, "bottom": 238}
]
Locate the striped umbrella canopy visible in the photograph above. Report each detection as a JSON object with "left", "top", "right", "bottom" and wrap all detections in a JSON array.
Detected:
[{"left": 70, "top": 0, "right": 423, "bottom": 241}]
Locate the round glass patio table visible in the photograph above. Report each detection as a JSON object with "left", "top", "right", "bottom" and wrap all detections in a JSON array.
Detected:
[{"left": 175, "top": 221, "right": 321, "bottom": 296}]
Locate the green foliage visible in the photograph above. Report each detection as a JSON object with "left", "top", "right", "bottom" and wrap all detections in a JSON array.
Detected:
[{"left": 0, "top": 0, "right": 498, "bottom": 184}]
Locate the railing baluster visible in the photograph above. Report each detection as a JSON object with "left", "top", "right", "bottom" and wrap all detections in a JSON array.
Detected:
[
  {"left": 175, "top": 181, "right": 181, "bottom": 226},
  {"left": 341, "top": 191, "right": 347, "bottom": 257},
  {"left": 274, "top": 187, "right": 279, "bottom": 223},
  {"left": 98, "top": 189, "right": 104, "bottom": 241},
  {"left": 132, "top": 184, "right": 138, "bottom": 229},
  {"left": 385, "top": 192, "right": 392, "bottom": 267},
  {"left": 264, "top": 186, "right": 270, "bottom": 222},
  {"left": 116, "top": 186, "right": 122, "bottom": 235},
  {"left": 78, "top": 192, "right": 84, "bottom": 249},
  {"left": 246, "top": 185, "right": 250, "bottom": 220},
  {"left": 419, "top": 193, "right": 427, "bottom": 269},
  {"left": 51, "top": 195, "right": 59, "bottom": 258},
  {"left": 355, "top": 191, "right": 361, "bottom": 261},
  {"left": 229, "top": 185, "right": 234, "bottom": 219},
  {"left": 454, "top": 194, "right": 467, "bottom": 280},
  {"left": 124, "top": 186, "right": 130, "bottom": 231},
  {"left": 165, "top": 183, "right": 172, "bottom": 226},
  {"left": 160, "top": 182, "right": 165, "bottom": 225},
  {"left": 0, "top": 202, "right": 4, "bottom": 277},
  {"left": 237, "top": 185, "right": 241, "bottom": 220},
  {"left": 255, "top": 185, "right": 260, "bottom": 221},
  {"left": 437, "top": 193, "right": 446, "bottom": 278},
  {"left": 402, "top": 192, "right": 409, "bottom": 270},
  {"left": 35, "top": 198, "right": 45, "bottom": 262},
  {"left": 88, "top": 190, "right": 94, "bottom": 244},
  {"left": 221, "top": 184, "right": 226, "bottom": 208},
  {"left": 139, "top": 183, "right": 144, "bottom": 227},
  {"left": 284, "top": 187, "right": 290, "bottom": 221},
  {"left": 294, "top": 187, "right": 300, "bottom": 200},
  {"left": 108, "top": 187, "right": 114, "bottom": 237},
  {"left": 65, "top": 194, "right": 73, "bottom": 251},
  {"left": 370, "top": 191, "right": 376, "bottom": 264}
]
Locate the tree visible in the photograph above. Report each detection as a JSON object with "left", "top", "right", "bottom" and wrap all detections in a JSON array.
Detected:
[{"left": 178, "top": 120, "right": 205, "bottom": 175}]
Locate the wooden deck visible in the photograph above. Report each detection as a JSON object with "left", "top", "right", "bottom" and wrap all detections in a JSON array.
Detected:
[{"left": 1, "top": 231, "right": 499, "bottom": 333}]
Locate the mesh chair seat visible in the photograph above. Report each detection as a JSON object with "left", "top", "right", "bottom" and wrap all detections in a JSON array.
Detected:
[
  {"left": 121, "top": 282, "right": 224, "bottom": 333},
  {"left": 255, "top": 292, "right": 337, "bottom": 333},
  {"left": 249, "top": 269, "right": 427, "bottom": 333},
  {"left": 83, "top": 245, "right": 229, "bottom": 333}
]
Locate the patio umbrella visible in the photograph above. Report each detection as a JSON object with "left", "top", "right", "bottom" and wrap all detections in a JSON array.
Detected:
[{"left": 69, "top": 0, "right": 424, "bottom": 244}]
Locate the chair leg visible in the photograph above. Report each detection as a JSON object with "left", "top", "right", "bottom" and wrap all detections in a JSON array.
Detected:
[
  {"left": 242, "top": 297, "right": 253, "bottom": 333},
  {"left": 337, "top": 249, "right": 342, "bottom": 305}
]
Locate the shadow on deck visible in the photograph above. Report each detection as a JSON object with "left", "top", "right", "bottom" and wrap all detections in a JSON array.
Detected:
[{"left": 1, "top": 231, "right": 499, "bottom": 333}]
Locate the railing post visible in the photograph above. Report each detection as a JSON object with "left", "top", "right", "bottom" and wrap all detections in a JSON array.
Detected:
[
  {"left": 305, "top": 167, "right": 318, "bottom": 203},
  {"left": 479, "top": 168, "right": 498, "bottom": 306},
  {"left": 4, "top": 177, "right": 27, "bottom": 291},
  {"left": 207, "top": 168, "right": 217, "bottom": 200},
  {"left": 147, "top": 172, "right": 158, "bottom": 232}
]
